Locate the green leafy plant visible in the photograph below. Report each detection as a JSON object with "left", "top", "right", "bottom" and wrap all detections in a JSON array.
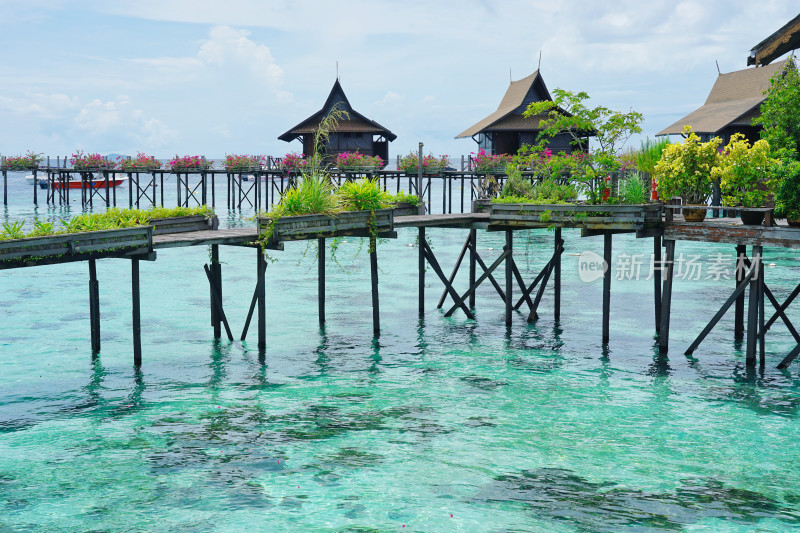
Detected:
[
  {"left": 754, "top": 58, "right": 800, "bottom": 158},
  {"left": 386, "top": 192, "right": 420, "bottom": 207},
  {"left": 711, "top": 134, "right": 776, "bottom": 207},
  {"left": 616, "top": 171, "right": 649, "bottom": 204},
  {"left": 1, "top": 221, "right": 25, "bottom": 240},
  {"left": 634, "top": 138, "right": 671, "bottom": 174},
  {"left": 500, "top": 164, "right": 535, "bottom": 198},
  {"left": 224, "top": 154, "right": 264, "bottom": 172},
  {"left": 654, "top": 126, "right": 721, "bottom": 204},
  {"left": 774, "top": 158, "right": 800, "bottom": 219},
  {"left": 338, "top": 178, "right": 391, "bottom": 212},
  {"left": 30, "top": 219, "right": 55, "bottom": 237}
]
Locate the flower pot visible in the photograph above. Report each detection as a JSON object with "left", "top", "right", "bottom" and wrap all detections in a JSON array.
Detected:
[
  {"left": 787, "top": 215, "right": 800, "bottom": 228},
  {"left": 740, "top": 210, "right": 765, "bottom": 226},
  {"left": 682, "top": 206, "right": 707, "bottom": 222}
]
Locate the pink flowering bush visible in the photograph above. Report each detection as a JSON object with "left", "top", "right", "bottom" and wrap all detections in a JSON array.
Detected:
[
  {"left": 2, "top": 150, "right": 43, "bottom": 170},
  {"left": 335, "top": 151, "right": 384, "bottom": 169},
  {"left": 169, "top": 155, "right": 212, "bottom": 171},
  {"left": 71, "top": 150, "right": 115, "bottom": 170},
  {"left": 117, "top": 153, "right": 162, "bottom": 171},
  {"left": 472, "top": 149, "right": 512, "bottom": 172},
  {"left": 398, "top": 152, "right": 449, "bottom": 173},
  {"left": 281, "top": 152, "right": 307, "bottom": 172},
  {"left": 224, "top": 154, "right": 265, "bottom": 172}
]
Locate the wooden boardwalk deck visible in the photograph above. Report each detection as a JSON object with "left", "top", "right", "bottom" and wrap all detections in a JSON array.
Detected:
[{"left": 664, "top": 218, "right": 800, "bottom": 248}]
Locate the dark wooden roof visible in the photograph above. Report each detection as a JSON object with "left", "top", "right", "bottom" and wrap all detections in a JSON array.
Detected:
[
  {"left": 456, "top": 70, "right": 553, "bottom": 138},
  {"left": 749, "top": 13, "right": 800, "bottom": 66},
  {"left": 278, "top": 80, "right": 396, "bottom": 142},
  {"left": 657, "top": 60, "right": 787, "bottom": 136}
]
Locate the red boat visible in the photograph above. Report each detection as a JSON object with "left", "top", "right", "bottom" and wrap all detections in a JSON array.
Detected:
[{"left": 26, "top": 174, "right": 127, "bottom": 190}]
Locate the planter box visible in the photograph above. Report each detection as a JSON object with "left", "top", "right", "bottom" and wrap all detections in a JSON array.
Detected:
[
  {"left": 489, "top": 203, "right": 662, "bottom": 229},
  {"left": 0, "top": 226, "right": 153, "bottom": 263},
  {"left": 258, "top": 208, "right": 394, "bottom": 243},
  {"left": 393, "top": 202, "right": 419, "bottom": 216},
  {"left": 472, "top": 199, "right": 492, "bottom": 213},
  {"left": 150, "top": 215, "right": 219, "bottom": 235}
]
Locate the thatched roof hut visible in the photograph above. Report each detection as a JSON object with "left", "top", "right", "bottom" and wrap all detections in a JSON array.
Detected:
[
  {"left": 656, "top": 60, "right": 788, "bottom": 144},
  {"left": 456, "top": 70, "right": 579, "bottom": 155},
  {"left": 278, "top": 79, "right": 396, "bottom": 161}
]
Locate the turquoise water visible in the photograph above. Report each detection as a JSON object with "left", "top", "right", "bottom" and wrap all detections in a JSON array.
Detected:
[{"left": 3, "top": 177, "right": 800, "bottom": 531}]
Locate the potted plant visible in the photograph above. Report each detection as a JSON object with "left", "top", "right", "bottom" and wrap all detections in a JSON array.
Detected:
[
  {"left": 398, "top": 152, "right": 448, "bottom": 174},
  {"left": 169, "top": 155, "right": 212, "bottom": 172},
  {"left": 117, "top": 153, "right": 162, "bottom": 172},
  {"left": 711, "top": 134, "right": 777, "bottom": 225},
  {"left": 472, "top": 149, "right": 512, "bottom": 174},
  {"left": 71, "top": 150, "right": 116, "bottom": 170},
  {"left": 335, "top": 151, "right": 383, "bottom": 171},
  {"left": 1, "top": 151, "right": 43, "bottom": 170},
  {"left": 654, "top": 126, "right": 721, "bottom": 222},
  {"left": 280, "top": 152, "right": 307, "bottom": 173},
  {"left": 223, "top": 154, "right": 263, "bottom": 173}
]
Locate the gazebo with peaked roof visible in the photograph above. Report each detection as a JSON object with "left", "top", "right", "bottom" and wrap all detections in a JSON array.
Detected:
[
  {"left": 456, "top": 70, "right": 579, "bottom": 155},
  {"left": 657, "top": 60, "right": 788, "bottom": 144},
  {"left": 278, "top": 79, "right": 396, "bottom": 163}
]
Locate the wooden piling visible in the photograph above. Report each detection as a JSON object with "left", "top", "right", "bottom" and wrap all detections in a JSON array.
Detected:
[
  {"left": 371, "top": 236, "right": 380, "bottom": 336},
  {"left": 554, "top": 228, "right": 562, "bottom": 322},
  {"left": 318, "top": 238, "right": 326, "bottom": 325},
  {"left": 32, "top": 169, "right": 38, "bottom": 205},
  {"left": 734, "top": 244, "right": 746, "bottom": 339},
  {"left": 659, "top": 239, "right": 676, "bottom": 354},
  {"left": 419, "top": 227, "right": 425, "bottom": 315},
  {"left": 653, "top": 235, "right": 662, "bottom": 334},
  {"left": 132, "top": 259, "right": 142, "bottom": 366},
  {"left": 602, "top": 232, "right": 612, "bottom": 344},
  {"left": 505, "top": 230, "right": 512, "bottom": 326},
  {"left": 210, "top": 244, "right": 221, "bottom": 339},
  {"left": 469, "top": 229, "right": 477, "bottom": 309},
  {"left": 257, "top": 249, "right": 266, "bottom": 350},
  {"left": 88, "top": 259, "right": 100, "bottom": 353},
  {"left": 746, "top": 245, "right": 762, "bottom": 366}
]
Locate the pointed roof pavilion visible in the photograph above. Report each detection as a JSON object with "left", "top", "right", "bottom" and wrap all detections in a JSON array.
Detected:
[
  {"left": 456, "top": 70, "right": 552, "bottom": 140},
  {"left": 657, "top": 60, "right": 788, "bottom": 141},
  {"left": 278, "top": 80, "right": 396, "bottom": 144}
]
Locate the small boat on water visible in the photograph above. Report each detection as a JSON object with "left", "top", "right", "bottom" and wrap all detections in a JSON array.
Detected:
[{"left": 25, "top": 174, "right": 127, "bottom": 190}]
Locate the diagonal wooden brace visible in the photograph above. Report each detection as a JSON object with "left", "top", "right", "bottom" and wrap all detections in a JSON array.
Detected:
[
  {"left": 444, "top": 246, "right": 510, "bottom": 317},
  {"left": 422, "top": 239, "right": 475, "bottom": 319}
]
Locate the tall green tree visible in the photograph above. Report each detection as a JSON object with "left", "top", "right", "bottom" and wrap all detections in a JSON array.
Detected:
[{"left": 754, "top": 58, "right": 800, "bottom": 158}]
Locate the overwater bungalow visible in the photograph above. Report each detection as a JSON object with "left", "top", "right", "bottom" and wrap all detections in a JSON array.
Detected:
[
  {"left": 278, "top": 79, "right": 396, "bottom": 163},
  {"left": 656, "top": 60, "right": 789, "bottom": 144},
  {"left": 455, "top": 70, "right": 581, "bottom": 155}
]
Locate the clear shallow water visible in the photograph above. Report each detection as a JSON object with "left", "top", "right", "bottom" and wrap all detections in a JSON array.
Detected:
[{"left": 2, "top": 181, "right": 800, "bottom": 530}]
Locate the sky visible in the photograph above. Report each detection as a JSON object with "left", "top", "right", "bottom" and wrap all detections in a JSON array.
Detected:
[{"left": 0, "top": 0, "right": 797, "bottom": 162}]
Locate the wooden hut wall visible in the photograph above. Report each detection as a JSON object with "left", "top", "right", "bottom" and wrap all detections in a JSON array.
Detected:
[{"left": 325, "top": 133, "right": 373, "bottom": 154}]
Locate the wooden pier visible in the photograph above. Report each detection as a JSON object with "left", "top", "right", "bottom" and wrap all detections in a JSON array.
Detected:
[{"left": 3, "top": 204, "right": 800, "bottom": 371}]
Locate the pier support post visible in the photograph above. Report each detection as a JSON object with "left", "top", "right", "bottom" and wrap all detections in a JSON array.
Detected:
[
  {"left": 131, "top": 259, "right": 142, "bottom": 366},
  {"left": 3, "top": 169, "right": 7, "bottom": 206},
  {"left": 469, "top": 229, "right": 477, "bottom": 309},
  {"left": 659, "top": 239, "right": 676, "bottom": 354},
  {"left": 746, "top": 246, "right": 763, "bottom": 366},
  {"left": 257, "top": 249, "right": 266, "bottom": 351},
  {"left": 602, "top": 232, "right": 612, "bottom": 344},
  {"left": 554, "top": 228, "right": 562, "bottom": 322},
  {"left": 653, "top": 235, "right": 662, "bottom": 335},
  {"left": 88, "top": 259, "right": 101, "bottom": 354},
  {"left": 371, "top": 236, "right": 380, "bottom": 337},
  {"left": 734, "top": 244, "right": 746, "bottom": 340},
  {"left": 419, "top": 228, "right": 425, "bottom": 315},
  {"left": 210, "top": 245, "right": 221, "bottom": 339},
  {"left": 33, "top": 169, "right": 38, "bottom": 206},
  {"left": 505, "top": 230, "right": 513, "bottom": 327},
  {"left": 319, "top": 238, "right": 326, "bottom": 325}
]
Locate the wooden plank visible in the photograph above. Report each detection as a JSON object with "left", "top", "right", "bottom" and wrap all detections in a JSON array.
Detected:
[{"left": 665, "top": 222, "right": 800, "bottom": 249}]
